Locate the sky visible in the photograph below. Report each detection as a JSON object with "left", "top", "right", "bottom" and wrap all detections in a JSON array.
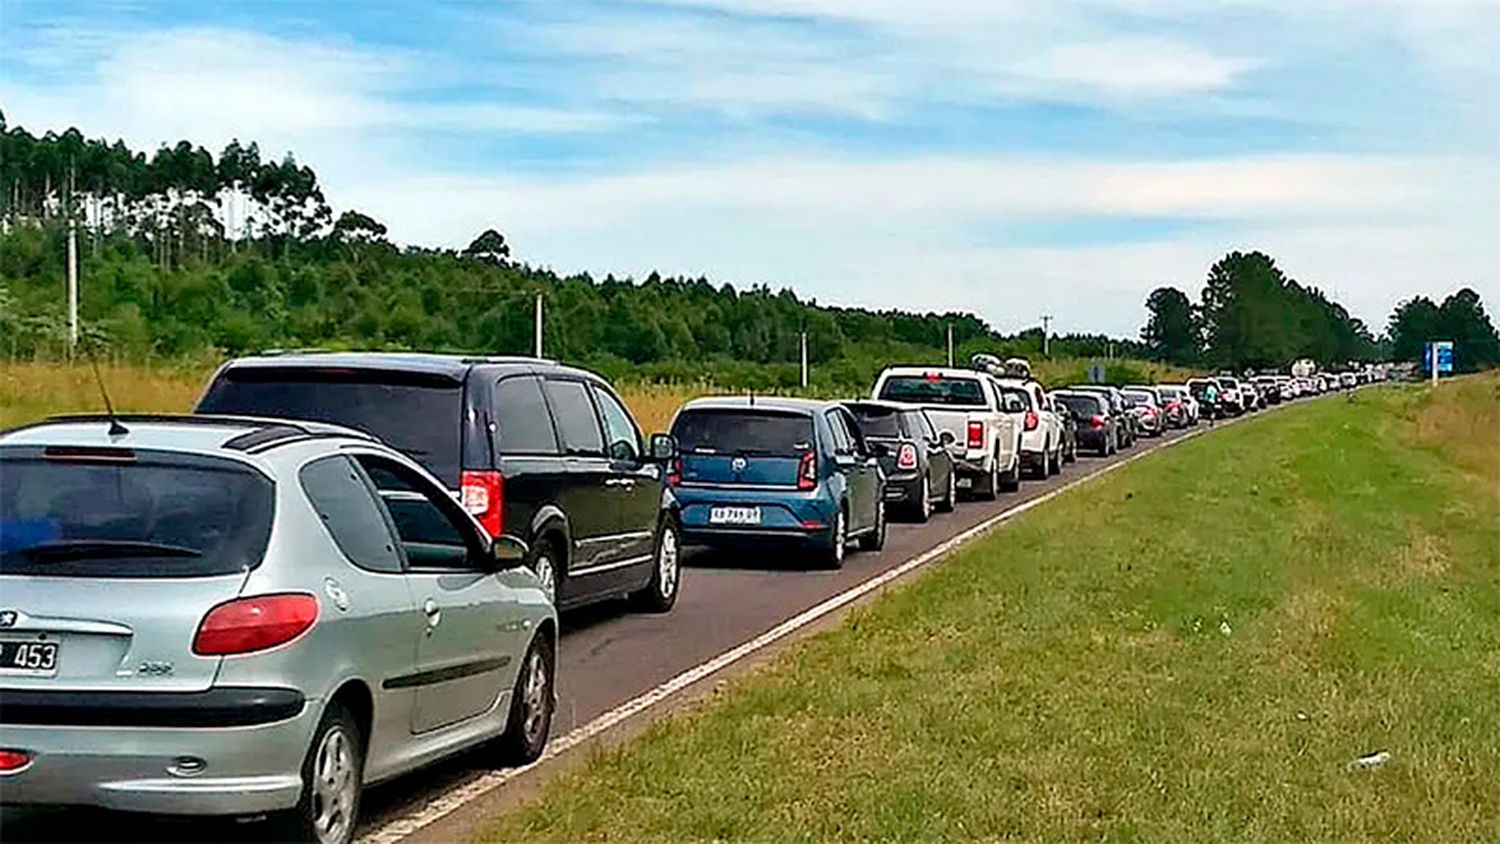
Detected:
[{"left": 2, "top": 0, "right": 1497, "bottom": 336}]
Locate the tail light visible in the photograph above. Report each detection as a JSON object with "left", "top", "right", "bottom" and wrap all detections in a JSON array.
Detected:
[
  {"left": 0, "top": 749, "right": 33, "bottom": 774},
  {"left": 461, "top": 470, "right": 504, "bottom": 537},
  {"left": 797, "top": 451, "right": 817, "bottom": 490},
  {"left": 897, "top": 443, "right": 918, "bottom": 470},
  {"left": 667, "top": 458, "right": 682, "bottom": 486},
  {"left": 1089, "top": 414, "right": 1105, "bottom": 429},
  {"left": 1023, "top": 411, "right": 1039, "bottom": 431},
  {"left": 193, "top": 593, "right": 318, "bottom": 656},
  {"left": 966, "top": 421, "right": 984, "bottom": 449}
]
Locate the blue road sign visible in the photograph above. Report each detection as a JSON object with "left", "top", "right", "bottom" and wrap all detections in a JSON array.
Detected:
[{"left": 1422, "top": 341, "right": 1455, "bottom": 374}]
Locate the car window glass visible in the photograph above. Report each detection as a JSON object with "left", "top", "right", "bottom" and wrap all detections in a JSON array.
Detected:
[
  {"left": 355, "top": 455, "right": 477, "bottom": 570},
  {"left": 839, "top": 411, "right": 867, "bottom": 455},
  {"left": 591, "top": 386, "right": 641, "bottom": 463},
  {"left": 494, "top": 375, "right": 559, "bottom": 455},
  {"left": 544, "top": 379, "right": 605, "bottom": 456},
  {"left": 998, "top": 388, "right": 1029, "bottom": 413},
  {"left": 825, "top": 411, "right": 852, "bottom": 454},
  {"left": 918, "top": 410, "right": 939, "bottom": 440},
  {"left": 299, "top": 456, "right": 403, "bottom": 574}
]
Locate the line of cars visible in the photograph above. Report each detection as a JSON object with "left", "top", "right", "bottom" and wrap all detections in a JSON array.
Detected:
[{"left": 0, "top": 350, "right": 1280, "bottom": 842}]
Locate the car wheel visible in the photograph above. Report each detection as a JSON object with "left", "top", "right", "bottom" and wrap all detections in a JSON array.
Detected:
[
  {"left": 914, "top": 475, "right": 932, "bottom": 522},
  {"left": 858, "top": 498, "right": 886, "bottom": 551},
  {"left": 529, "top": 541, "right": 559, "bottom": 603},
  {"left": 1064, "top": 439, "right": 1076, "bottom": 463},
  {"left": 494, "top": 634, "right": 554, "bottom": 765},
  {"left": 978, "top": 456, "right": 1000, "bottom": 500},
  {"left": 822, "top": 506, "right": 848, "bottom": 568},
  {"left": 279, "top": 702, "right": 363, "bottom": 844},
  {"left": 936, "top": 468, "right": 956, "bottom": 513},
  {"left": 631, "top": 518, "right": 681, "bottom": 613},
  {"left": 999, "top": 453, "right": 1021, "bottom": 492}
]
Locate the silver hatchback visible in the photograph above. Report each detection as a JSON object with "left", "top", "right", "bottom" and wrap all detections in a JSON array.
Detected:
[{"left": 0, "top": 415, "right": 556, "bottom": 844}]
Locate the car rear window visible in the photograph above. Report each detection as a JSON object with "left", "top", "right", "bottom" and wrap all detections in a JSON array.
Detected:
[
  {"left": 672, "top": 410, "right": 814, "bottom": 456},
  {"left": 0, "top": 449, "right": 273, "bottom": 578},
  {"left": 1055, "top": 394, "right": 1100, "bottom": 416},
  {"left": 846, "top": 405, "right": 905, "bottom": 438},
  {"left": 878, "top": 374, "right": 986, "bottom": 407},
  {"left": 197, "top": 367, "right": 465, "bottom": 486}
]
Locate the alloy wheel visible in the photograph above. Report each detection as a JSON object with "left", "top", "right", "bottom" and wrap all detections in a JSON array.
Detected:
[
  {"left": 532, "top": 552, "right": 557, "bottom": 600},
  {"left": 656, "top": 527, "right": 680, "bottom": 600},
  {"left": 520, "top": 649, "right": 549, "bottom": 745},
  {"left": 312, "top": 726, "right": 357, "bottom": 844}
]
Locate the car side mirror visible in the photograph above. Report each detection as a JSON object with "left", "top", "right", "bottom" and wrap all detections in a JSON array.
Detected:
[
  {"left": 648, "top": 432, "right": 678, "bottom": 461},
  {"left": 490, "top": 534, "right": 529, "bottom": 570},
  {"left": 938, "top": 430, "right": 956, "bottom": 446}
]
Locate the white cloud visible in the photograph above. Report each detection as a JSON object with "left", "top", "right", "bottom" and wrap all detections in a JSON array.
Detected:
[{"left": 1005, "top": 38, "right": 1252, "bottom": 99}]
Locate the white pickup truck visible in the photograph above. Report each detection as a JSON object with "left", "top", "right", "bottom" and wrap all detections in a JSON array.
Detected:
[
  {"left": 871, "top": 366, "right": 1022, "bottom": 499},
  {"left": 990, "top": 376, "right": 1066, "bottom": 478}
]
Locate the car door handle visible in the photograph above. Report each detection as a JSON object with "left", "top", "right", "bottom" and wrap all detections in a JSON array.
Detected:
[
  {"left": 422, "top": 598, "right": 441, "bottom": 632},
  {"left": 604, "top": 477, "right": 636, "bottom": 488}
]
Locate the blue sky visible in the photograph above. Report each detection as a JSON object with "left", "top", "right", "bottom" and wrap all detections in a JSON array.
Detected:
[{"left": 2, "top": 0, "right": 1497, "bottom": 335}]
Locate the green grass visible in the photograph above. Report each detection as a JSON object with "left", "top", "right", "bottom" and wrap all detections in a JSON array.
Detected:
[{"left": 481, "top": 375, "right": 1500, "bottom": 844}]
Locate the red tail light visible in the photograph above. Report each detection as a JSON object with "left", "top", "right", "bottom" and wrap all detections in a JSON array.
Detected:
[
  {"left": 460, "top": 470, "right": 504, "bottom": 537},
  {"left": 1089, "top": 413, "right": 1105, "bottom": 429},
  {"left": 0, "top": 749, "right": 33, "bottom": 774},
  {"left": 193, "top": 593, "right": 318, "bottom": 656},
  {"left": 897, "top": 443, "right": 918, "bottom": 470},
  {"left": 1023, "top": 410, "right": 1039, "bottom": 431},
  {"left": 667, "top": 457, "right": 682, "bottom": 486},
  {"left": 966, "top": 421, "right": 984, "bottom": 449},
  {"left": 797, "top": 451, "right": 817, "bottom": 490}
]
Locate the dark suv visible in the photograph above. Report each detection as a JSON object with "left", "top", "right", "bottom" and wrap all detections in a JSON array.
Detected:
[{"left": 196, "top": 352, "right": 681, "bottom": 613}]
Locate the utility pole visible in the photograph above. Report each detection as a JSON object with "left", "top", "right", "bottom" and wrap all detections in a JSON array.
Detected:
[
  {"left": 67, "top": 217, "right": 79, "bottom": 355},
  {"left": 946, "top": 324, "right": 954, "bottom": 367},
  {"left": 1040, "top": 314, "right": 1053, "bottom": 358},
  {"left": 533, "top": 292, "right": 543, "bottom": 358},
  {"left": 799, "top": 330, "right": 809, "bottom": 389}
]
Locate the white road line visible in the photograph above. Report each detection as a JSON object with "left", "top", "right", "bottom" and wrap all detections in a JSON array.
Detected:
[{"left": 360, "top": 425, "right": 1212, "bottom": 844}]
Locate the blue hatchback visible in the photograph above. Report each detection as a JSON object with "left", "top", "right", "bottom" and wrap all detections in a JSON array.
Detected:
[{"left": 668, "top": 397, "right": 886, "bottom": 567}]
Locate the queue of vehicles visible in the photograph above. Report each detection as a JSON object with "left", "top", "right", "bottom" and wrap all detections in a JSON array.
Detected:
[{"left": 0, "top": 350, "right": 1327, "bottom": 842}]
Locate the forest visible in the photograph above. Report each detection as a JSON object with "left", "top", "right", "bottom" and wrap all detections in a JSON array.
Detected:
[{"left": 3, "top": 116, "right": 1492, "bottom": 386}]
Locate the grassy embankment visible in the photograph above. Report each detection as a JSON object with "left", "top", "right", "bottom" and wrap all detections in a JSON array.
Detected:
[
  {"left": 0, "top": 358, "right": 1195, "bottom": 434},
  {"left": 481, "top": 375, "right": 1500, "bottom": 843}
]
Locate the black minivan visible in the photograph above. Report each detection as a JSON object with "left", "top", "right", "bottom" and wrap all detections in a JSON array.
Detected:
[{"left": 196, "top": 352, "right": 681, "bottom": 613}]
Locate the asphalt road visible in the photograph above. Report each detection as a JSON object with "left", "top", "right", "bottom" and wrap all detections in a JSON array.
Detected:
[{"left": 2, "top": 420, "right": 1212, "bottom": 844}]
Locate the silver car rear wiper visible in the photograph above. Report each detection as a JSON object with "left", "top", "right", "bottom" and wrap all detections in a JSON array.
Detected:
[{"left": 7, "top": 539, "right": 204, "bottom": 562}]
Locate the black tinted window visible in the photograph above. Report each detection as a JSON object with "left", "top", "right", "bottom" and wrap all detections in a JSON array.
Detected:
[
  {"left": 998, "top": 388, "right": 1030, "bottom": 412},
  {"left": 592, "top": 386, "right": 641, "bottom": 463},
  {"left": 544, "top": 379, "right": 604, "bottom": 456},
  {"left": 198, "top": 368, "right": 464, "bottom": 485},
  {"left": 356, "top": 456, "right": 476, "bottom": 570},
  {"left": 0, "top": 450, "right": 273, "bottom": 578},
  {"left": 672, "top": 410, "right": 813, "bottom": 456},
  {"left": 1056, "top": 395, "right": 1101, "bottom": 416},
  {"left": 846, "top": 405, "right": 903, "bottom": 438},
  {"left": 494, "top": 376, "right": 559, "bottom": 455},
  {"left": 300, "top": 456, "right": 402, "bottom": 574},
  {"left": 878, "top": 375, "right": 986, "bottom": 406}
]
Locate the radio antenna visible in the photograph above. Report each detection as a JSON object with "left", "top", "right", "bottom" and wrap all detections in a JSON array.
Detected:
[{"left": 88, "top": 353, "right": 129, "bottom": 437}]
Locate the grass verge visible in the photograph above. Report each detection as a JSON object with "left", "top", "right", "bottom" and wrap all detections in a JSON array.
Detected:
[{"left": 481, "top": 375, "right": 1500, "bottom": 843}]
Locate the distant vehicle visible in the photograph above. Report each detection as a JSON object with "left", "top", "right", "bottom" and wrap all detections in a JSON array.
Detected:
[
  {"left": 197, "top": 353, "right": 683, "bottom": 613},
  {"left": 1213, "top": 376, "right": 1249, "bottom": 415},
  {"left": 872, "top": 366, "right": 1022, "bottom": 498},
  {"left": 1186, "top": 378, "right": 1226, "bottom": 419},
  {"left": 1128, "top": 384, "right": 1187, "bottom": 428},
  {"left": 1340, "top": 372, "right": 1357, "bottom": 389},
  {"left": 1155, "top": 384, "right": 1198, "bottom": 425},
  {"left": 844, "top": 401, "right": 957, "bottom": 523},
  {"left": 669, "top": 397, "right": 885, "bottom": 567},
  {"left": 1071, "top": 385, "right": 1138, "bottom": 447},
  {"left": 991, "top": 376, "right": 1066, "bottom": 478},
  {"left": 1291, "top": 358, "right": 1317, "bottom": 378},
  {"left": 1050, "top": 392, "right": 1080, "bottom": 464},
  {"left": 1120, "top": 389, "right": 1164, "bottom": 436},
  {"left": 1053, "top": 390, "right": 1118, "bottom": 455},
  {"left": 1252, "top": 375, "right": 1283, "bottom": 405},
  {"left": 0, "top": 416, "right": 555, "bottom": 844}
]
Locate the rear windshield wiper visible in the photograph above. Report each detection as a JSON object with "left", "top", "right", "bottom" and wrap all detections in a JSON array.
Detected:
[{"left": 5, "top": 539, "right": 204, "bottom": 562}]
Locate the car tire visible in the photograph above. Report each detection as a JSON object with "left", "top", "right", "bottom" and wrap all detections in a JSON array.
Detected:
[
  {"left": 913, "top": 475, "right": 932, "bottom": 523},
  {"left": 936, "top": 468, "right": 956, "bottom": 513},
  {"left": 999, "top": 453, "right": 1021, "bottom": 492},
  {"left": 822, "top": 506, "right": 848, "bottom": 569},
  {"left": 631, "top": 517, "right": 682, "bottom": 613},
  {"left": 1064, "top": 439, "right": 1076, "bottom": 463},
  {"left": 858, "top": 498, "right": 886, "bottom": 551},
  {"left": 278, "top": 702, "right": 363, "bottom": 844},
  {"left": 976, "top": 455, "right": 1000, "bottom": 500},
  {"left": 529, "top": 538, "right": 561, "bottom": 604},
  {"left": 494, "top": 634, "right": 554, "bottom": 766}
]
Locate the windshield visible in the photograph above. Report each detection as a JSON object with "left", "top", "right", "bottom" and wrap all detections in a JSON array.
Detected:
[
  {"left": 197, "top": 367, "right": 465, "bottom": 486},
  {"left": 1055, "top": 395, "right": 1100, "bottom": 417},
  {"left": 878, "top": 375, "right": 986, "bottom": 407},
  {"left": 0, "top": 450, "right": 273, "bottom": 578},
  {"left": 1123, "top": 392, "right": 1154, "bottom": 406},
  {"left": 672, "top": 410, "right": 814, "bottom": 456}
]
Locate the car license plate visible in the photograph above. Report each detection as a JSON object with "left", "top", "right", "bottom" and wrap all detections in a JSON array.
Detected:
[
  {"left": 956, "top": 477, "right": 973, "bottom": 489},
  {"left": 709, "top": 506, "right": 761, "bottom": 525},
  {"left": 0, "top": 639, "right": 60, "bottom": 676}
]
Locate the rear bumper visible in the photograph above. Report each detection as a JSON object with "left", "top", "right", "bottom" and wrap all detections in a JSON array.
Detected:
[
  {"left": 0, "top": 688, "right": 316, "bottom": 816},
  {"left": 680, "top": 524, "right": 833, "bottom": 550},
  {"left": 1077, "top": 429, "right": 1109, "bottom": 449},
  {"left": 882, "top": 471, "right": 923, "bottom": 504}
]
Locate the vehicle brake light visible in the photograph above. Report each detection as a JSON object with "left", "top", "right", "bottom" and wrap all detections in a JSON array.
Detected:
[
  {"left": 1089, "top": 414, "right": 1105, "bottom": 429},
  {"left": 0, "top": 749, "right": 32, "bottom": 774},
  {"left": 460, "top": 470, "right": 504, "bottom": 537},
  {"left": 966, "top": 421, "right": 984, "bottom": 449},
  {"left": 667, "top": 458, "right": 682, "bottom": 486},
  {"left": 193, "top": 594, "right": 318, "bottom": 656},
  {"left": 897, "top": 443, "right": 918, "bottom": 470},
  {"left": 1023, "top": 410, "right": 1039, "bottom": 431},
  {"left": 797, "top": 451, "right": 817, "bottom": 490}
]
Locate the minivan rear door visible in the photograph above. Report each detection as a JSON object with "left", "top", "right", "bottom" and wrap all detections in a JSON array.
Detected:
[{"left": 0, "top": 448, "right": 271, "bottom": 692}]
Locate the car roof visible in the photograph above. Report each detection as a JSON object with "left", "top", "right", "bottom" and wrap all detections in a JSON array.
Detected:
[
  {"left": 679, "top": 396, "right": 831, "bottom": 415},
  {"left": 217, "top": 351, "right": 558, "bottom": 381},
  {"left": 843, "top": 399, "right": 916, "bottom": 413},
  {"left": 0, "top": 414, "right": 373, "bottom": 458},
  {"left": 878, "top": 366, "right": 986, "bottom": 378}
]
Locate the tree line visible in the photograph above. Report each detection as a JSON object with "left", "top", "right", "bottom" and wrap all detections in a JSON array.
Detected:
[{"left": 1141, "top": 251, "right": 1498, "bottom": 373}]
